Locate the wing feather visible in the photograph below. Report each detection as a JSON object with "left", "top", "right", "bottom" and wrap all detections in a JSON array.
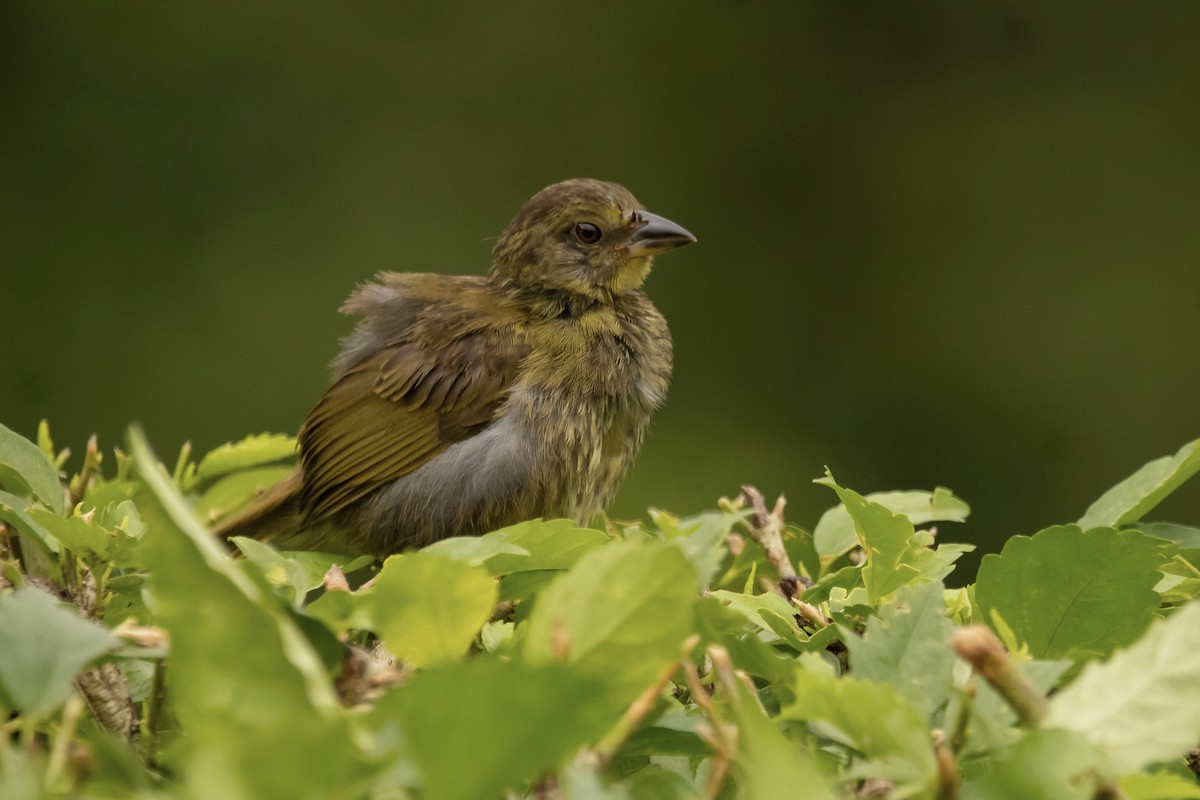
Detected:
[{"left": 297, "top": 322, "right": 527, "bottom": 521}]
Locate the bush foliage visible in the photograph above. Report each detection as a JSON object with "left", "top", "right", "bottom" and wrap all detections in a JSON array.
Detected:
[{"left": 1, "top": 421, "right": 1199, "bottom": 799}]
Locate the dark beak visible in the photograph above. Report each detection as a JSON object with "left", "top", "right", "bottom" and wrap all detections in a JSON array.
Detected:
[{"left": 623, "top": 210, "right": 697, "bottom": 257}]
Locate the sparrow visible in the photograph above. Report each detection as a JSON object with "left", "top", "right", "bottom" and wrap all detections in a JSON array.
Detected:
[{"left": 215, "top": 178, "right": 695, "bottom": 555}]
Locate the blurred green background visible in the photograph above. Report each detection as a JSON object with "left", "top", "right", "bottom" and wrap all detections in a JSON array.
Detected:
[{"left": 3, "top": 2, "right": 1198, "bottom": 580}]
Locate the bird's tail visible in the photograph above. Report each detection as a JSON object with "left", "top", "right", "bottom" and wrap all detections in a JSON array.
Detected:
[{"left": 212, "top": 471, "right": 307, "bottom": 546}]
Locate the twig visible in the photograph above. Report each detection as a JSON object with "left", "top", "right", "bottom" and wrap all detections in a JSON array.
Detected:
[
  {"left": 951, "top": 626, "right": 1046, "bottom": 727},
  {"left": 44, "top": 694, "right": 86, "bottom": 790},
  {"left": 594, "top": 635, "right": 700, "bottom": 760},
  {"left": 66, "top": 435, "right": 102, "bottom": 510},
  {"left": 323, "top": 563, "right": 350, "bottom": 592},
  {"left": 681, "top": 655, "right": 735, "bottom": 800},
  {"left": 740, "top": 485, "right": 805, "bottom": 599},
  {"left": 334, "top": 644, "right": 407, "bottom": 707},
  {"left": 708, "top": 645, "right": 758, "bottom": 702},
  {"left": 932, "top": 729, "right": 959, "bottom": 800},
  {"left": 140, "top": 659, "right": 167, "bottom": 764},
  {"left": 947, "top": 684, "right": 975, "bottom": 755},
  {"left": 171, "top": 441, "right": 192, "bottom": 485},
  {"left": 1091, "top": 779, "right": 1127, "bottom": 800},
  {"left": 794, "top": 599, "right": 830, "bottom": 630}
]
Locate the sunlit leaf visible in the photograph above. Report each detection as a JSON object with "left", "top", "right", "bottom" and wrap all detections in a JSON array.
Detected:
[
  {"left": 967, "top": 728, "right": 1098, "bottom": 800},
  {"left": 1078, "top": 439, "right": 1200, "bottom": 528},
  {"left": 369, "top": 552, "right": 496, "bottom": 666},
  {"left": 481, "top": 518, "right": 609, "bottom": 574},
  {"left": 524, "top": 540, "right": 696, "bottom": 704},
  {"left": 0, "top": 489, "right": 59, "bottom": 553},
  {"left": 421, "top": 531, "right": 528, "bottom": 567},
  {"left": 708, "top": 589, "right": 809, "bottom": 652},
  {"left": 814, "top": 487, "right": 968, "bottom": 560},
  {"left": 1119, "top": 771, "right": 1200, "bottom": 800},
  {"left": 814, "top": 473, "right": 923, "bottom": 601},
  {"left": 725, "top": 678, "right": 837, "bottom": 800},
  {"left": 975, "top": 525, "right": 1167, "bottom": 662},
  {"left": 843, "top": 580, "right": 955, "bottom": 716},
  {"left": 373, "top": 658, "right": 613, "bottom": 800},
  {"left": 26, "top": 508, "right": 112, "bottom": 556},
  {"left": 193, "top": 465, "right": 293, "bottom": 521},
  {"left": 1044, "top": 601, "right": 1200, "bottom": 774},
  {"left": 1138, "top": 520, "right": 1200, "bottom": 549},
  {"left": 130, "top": 425, "right": 369, "bottom": 798},
  {"left": 0, "top": 421, "right": 64, "bottom": 514},
  {"left": 0, "top": 587, "right": 114, "bottom": 716},
  {"left": 193, "top": 433, "right": 297, "bottom": 484},
  {"left": 780, "top": 665, "right": 937, "bottom": 792},
  {"left": 650, "top": 508, "right": 744, "bottom": 588}
]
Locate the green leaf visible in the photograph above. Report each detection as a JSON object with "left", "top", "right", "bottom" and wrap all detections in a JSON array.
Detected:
[
  {"left": 368, "top": 552, "right": 497, "bottom": 666},
  {"left": 193, "top": 465, "right": 294, "bottom": 521},
  {"left": 951, "top": 659, "right": 1072, "bottom": 757},
  {"left": 524, "top": 540, "right": 696, "bottom": 703},
  {"left": 649, "top": 508, "right": 744, "bottom": 588},
  {"left": 26, "top": 509, "right": 112, "bottom": 556},
  {"left": 843, "top": 580, "right": 955, "bottom": 717},
  {"left": 373, "top": 658, "right": 613, "bottom": 800},
  {"left": 421, "top": 532, "right": 529, "bottom": 567},
  {"left": 1044, "top": 601, "right": 1200, "bottom": 774},
  {"left": 103, "top": 574, "right": 151, "bottom": 628},
  {"left": 482, "top": 518, "right": 609, "bottom": 574},
  {"left": 0, "top": 489, "right": 60, "bottom": 554},
  {"left": 1138, "top": 521, "right": 1200, "bottom": 549},
  {"left": 779, "top": 665, "right": 937, "bottom": 792},
  {"left": 724, "top": 679, "right": 837, "bottom": 800},
  {"left": 129, "top": 425, "right": 369, "bottom": 798},
  {"left": 232, "top": 537, "right": 316, "bottom": 605},
  {"left": 479, "top": 620, "right": 514, "bottom": 653},
  {"left": 27, "top": 502, "right": 144, "bottom": 567},
  {"left": 968, "top": 728, "right": 1099, "bottom": 800},
  {"left": 0, "top": 750, "right": 39, "bottom": 800},
  {"left": 560, "top": 763, "right": 635, "bottom": 800},
  {"left": 627, "top": 765, "right": 698, "bottom": 800},
  {"left": 1119, "top": 771, "right": 1200, "bottom": 800},
  {"left": 708, "top": 589, "right": 809, "bottom": 652},
  {"left": 910, "top": 541, "right": 975, "bottom": 584},
  {"left": 82, "top": 477, "right": 137, "bottom": 515},
  {"left": 813, "top": 487, "right": 969, "bottom": 560},
  {"left": 304, "top": 587, "right": 371, "bottom": 633},
  {"left": 497, "top": 569, "right": 557, "bottom": 602},
  {"left": 694, "top": 596, "right": 798, "bottom": 685},
  {"left": 424, "top": 519, "right": 607, "bottom": 576},
  {"left": 1157, "top": 548, "right": 1200, "bottom": 603},
  {"left": 0, "top": 421, "right": 64, "bottom": 514},
  {"left": 193, "top": 433, "right": 296, "bottom": 484},
  {"left": 975, "top": 525, "right": 1167, "bottom": 662},
  {"left": 814, "top": 473, "right": 922, "bottom": 602},
  {"left": 0, "top": 587, "right": 114, "bottom": 716},
  {"left": 802, "top": 564, "right": 863, "bottom": 605},
  {"left": 617, "top": 707, "right": 707, "bottom": 757},
  {"left": 1078, "top": 439, "right": 1200, "bottom": 528}
]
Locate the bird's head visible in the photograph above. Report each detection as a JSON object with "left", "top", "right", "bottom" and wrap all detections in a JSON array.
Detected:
[{"left": 489, "top": 179, "right": 696, "bottom": 303}]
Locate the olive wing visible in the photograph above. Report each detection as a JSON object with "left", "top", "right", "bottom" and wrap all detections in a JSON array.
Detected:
[{"left": 297, "top": 329, "right": 527, "bottom": 521}]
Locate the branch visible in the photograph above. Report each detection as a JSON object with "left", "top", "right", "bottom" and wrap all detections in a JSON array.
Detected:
[
  {"left": 951, "top": 626, "right": 1046, "bottom": 727},
  {"left": 739, "top": 485, "right": 809, "bottom": 600}
]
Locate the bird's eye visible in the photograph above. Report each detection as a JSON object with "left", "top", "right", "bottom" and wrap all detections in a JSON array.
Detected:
[{"left": 573, "top": 222, "right": 603, "bottom": 245}]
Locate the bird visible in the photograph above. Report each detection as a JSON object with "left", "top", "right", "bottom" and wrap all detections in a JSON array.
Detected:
[{"left": 214, "top": 178, "right": 696, "bottom": 556}]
